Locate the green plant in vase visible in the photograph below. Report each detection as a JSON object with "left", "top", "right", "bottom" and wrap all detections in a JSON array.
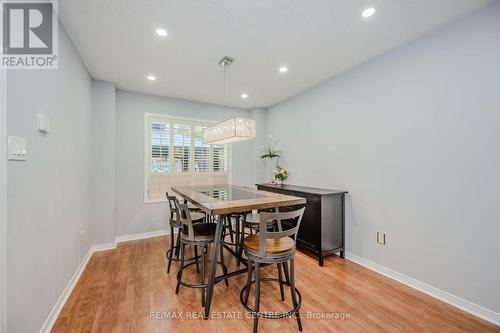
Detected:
[
  {"left": 260, "top": 135, "right": 282, "bottom": 183},
  {"left": 260, "top": 139, "right": 280, "bottom": 161}
]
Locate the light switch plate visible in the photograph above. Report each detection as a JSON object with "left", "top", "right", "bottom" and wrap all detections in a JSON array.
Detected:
[
  {"left": 38, "top": 113, "right": 51, "bottom": 133},
  {"left": 8, "top": 136, "right": 27, "bottom": 161}
]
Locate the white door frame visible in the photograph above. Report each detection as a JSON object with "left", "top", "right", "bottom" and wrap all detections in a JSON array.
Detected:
[{"left": 0, "top": 68, "right": 7, "bottom": 333}]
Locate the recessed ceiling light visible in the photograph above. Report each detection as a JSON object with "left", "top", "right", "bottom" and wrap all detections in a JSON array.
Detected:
[
  {"left": 279, "top": 66, "right": 288, "bottom": 73},
  {"left": 156, "top": 28, "right": 168, "bottom": 37},
  {"left": 361, "top": 7, "right": 376, "bottom": 18},
  {"left": 241, "top": 93, "right": 248, "bottom": 99},
  {"left": 147, "top": 75, "right": 156, "bottom": 81}
]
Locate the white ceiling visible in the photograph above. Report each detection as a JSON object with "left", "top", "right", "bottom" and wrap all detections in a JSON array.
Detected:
[{"left": 59, "top": 0, "right": 493, "bottom": 109}]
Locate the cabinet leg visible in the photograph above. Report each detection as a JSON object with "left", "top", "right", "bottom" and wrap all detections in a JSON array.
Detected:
[
  {"left": 319, "top": 253, "right": 324, "bottom": 267},
  {"left": 340, "top": 250, "right": 345, "bottom": 259}
]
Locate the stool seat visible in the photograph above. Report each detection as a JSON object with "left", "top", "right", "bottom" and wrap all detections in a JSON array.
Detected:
[
  {"left": 171, "top": 211, "right": 205, "bottom": 227},
  {"left": 244, "top": 212, "right": 260, "bottom": 224},
  {"left": 181, "top": 222, "right": 217, "bottom": 241},
  {"left": 243, "top": 235, "right": 295, "bottom": 255}
]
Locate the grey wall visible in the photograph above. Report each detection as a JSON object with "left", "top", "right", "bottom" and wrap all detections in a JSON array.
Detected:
[
  {"left": 264, "top": 4, "right": 500, "bottom": 313},
  {"left": 115, "top": 90, "right": 255, "bottom": 237},
  {"left": 6, "top": 25, "right": 93, "bottom": 332},
  {"left": 90, "top": 80, "right": 116, "bottom": 245},
  {"left": 250, "top": 108, "right": 269, "bottom": 184}
]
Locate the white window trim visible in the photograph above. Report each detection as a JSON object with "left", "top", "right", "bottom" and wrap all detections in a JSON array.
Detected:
[{"left": 143, "top": 113, "right": 232, "bottom": 203}]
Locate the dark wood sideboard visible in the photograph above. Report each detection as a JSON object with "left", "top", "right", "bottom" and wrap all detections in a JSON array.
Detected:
[{"left": 256, "top": 183, "right": 347, "bottom": 266}]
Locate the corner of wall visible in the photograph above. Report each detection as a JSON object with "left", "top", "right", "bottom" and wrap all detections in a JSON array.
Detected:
[
  {"left": 250, "top": 108, "right": 269, "bottom": 184},
  {"left": 89, "top": 80, "right": 117, "bottom": 246}
]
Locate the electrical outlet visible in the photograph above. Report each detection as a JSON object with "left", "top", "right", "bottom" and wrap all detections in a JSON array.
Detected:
[
  {"left": 376, "top": 232, "right": 386, "bottom": 245},
  {"left": 79, "top": 228, "right": 86, "bottom": 237}
]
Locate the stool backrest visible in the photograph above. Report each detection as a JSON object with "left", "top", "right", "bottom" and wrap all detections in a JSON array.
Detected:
[
  {"left": 258, "top": 207, "right": 305, "bottom": 257},
  {"left": 166, "top": 193, "right": 181, "bottom": 224},
  {"left": 176, "top": 201, "right": 195, "bottom": 241}
]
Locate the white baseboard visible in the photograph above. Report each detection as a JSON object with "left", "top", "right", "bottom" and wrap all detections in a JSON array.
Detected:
[
  {"left": 39, "top": 248, "right": 93, "bottom": 333},
  {"left": 91, "top": 242, "right": 117, "bottom": 252},
  {"left": 345, "top": 252, "right": 500, "bottom": 326},
  {"left": 115, "top": 229, "right": 169, "bottom": 243}
]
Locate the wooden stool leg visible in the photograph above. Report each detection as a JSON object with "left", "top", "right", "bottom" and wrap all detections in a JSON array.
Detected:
[
  {"left": 175, "top": 243, "right": 185, "bottom": 294},
  {"left": 277, "top": 263, "right": 285, "bottom": 301},
  {"left": 167, "top": 227, "right": 174, "bottom": 273},
  {"left": 244, "top": 259, "right": 253, "bottom": 305},
  {"left": 290, "top": 258, "right": 302, "bottom": 331},
  {"left": 253, "top": 262, "right": 261, "bottom": 333},
  {"left": 199, "top": 245, "right": 206, "bottom": 307}
]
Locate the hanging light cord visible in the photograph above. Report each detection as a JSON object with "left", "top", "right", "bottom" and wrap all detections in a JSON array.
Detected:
[{"left": 223, "top": 62, "right": 227, "bottom": 112}]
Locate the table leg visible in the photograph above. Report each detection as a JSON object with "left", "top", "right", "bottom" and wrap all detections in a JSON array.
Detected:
[
  {"left": 204, "top": 214, "right": 225, "bottom": 319},
  {"left": 235, "top": 214, "right": 241, "bottom": 265}
]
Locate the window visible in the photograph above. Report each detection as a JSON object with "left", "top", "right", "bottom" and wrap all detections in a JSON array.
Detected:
[
  {"left": 213, "top": 145, "right": 228, "bottom": 172},
  {"left": 194, "top": 126, "right": 210, "bottom": 172},
  {"left": 151, "top": 121, "right": 170, "bottom": 173},
  {"left": 173, "top": 123, "right": 191, "bottom": 172},
  {"left": 145, "top": 115, "right": 229, "bottom": 202}
]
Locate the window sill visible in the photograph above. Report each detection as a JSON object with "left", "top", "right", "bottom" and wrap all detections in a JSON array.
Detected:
[{"left": 144, "top": 198, "right": 167, "bottom": 204}]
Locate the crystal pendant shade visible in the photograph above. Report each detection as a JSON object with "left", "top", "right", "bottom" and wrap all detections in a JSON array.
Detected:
[{"left": 202, "top": 117, "right": 256, "bottom": 144}]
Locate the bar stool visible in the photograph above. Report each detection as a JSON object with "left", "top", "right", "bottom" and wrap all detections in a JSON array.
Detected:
[
  {"left": 165, "top": 194, "right": 205, "bottom": 273},
  {"left": 236, "top": 209, "right": 279, "bottom": 266},
  {"left": 238, "top": 209, "right": 292, "bottom": 294},
  {"left": 175, "top": 201, "right": 229, "bottom": 307},
  {"left": 240, "top": 208, "right": 305, "bottom": 333}
]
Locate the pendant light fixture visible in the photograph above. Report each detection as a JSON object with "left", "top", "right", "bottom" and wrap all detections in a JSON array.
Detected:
[{"left": 202, "top": 56, "right": 256, "bottom": 144}]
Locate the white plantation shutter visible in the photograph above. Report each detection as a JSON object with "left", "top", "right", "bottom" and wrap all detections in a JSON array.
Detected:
[
  {"left": 151, "top": 121, "right": 170, "bottom": 173},
  {"left": 194, "top": 126, "right": 210, "bottom": 172},
  {"left": 147, "top": 119, "right": 171, "bottom": 200},
  {"left": 173, "top": 123, "right": 191, "bottom": 172},
  {"left": 145, "top": 115, "right": 230, "bottom": 202},
  {"left": 213, "top": 144, "right": 228, "bottom": 173}
]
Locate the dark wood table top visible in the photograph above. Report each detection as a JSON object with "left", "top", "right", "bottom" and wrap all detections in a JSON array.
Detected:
[{"left": 172, "top": 185, "right": 306, "bottom": 215}]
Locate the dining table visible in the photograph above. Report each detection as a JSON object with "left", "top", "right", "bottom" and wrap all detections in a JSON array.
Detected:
[{"left": 171, "top": 184, "right": 306, "bottom": 319}]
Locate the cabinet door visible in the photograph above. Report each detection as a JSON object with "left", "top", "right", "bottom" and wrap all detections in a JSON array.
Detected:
[{"left": 297, "top": 194, "right": 321, "bottom": 249}]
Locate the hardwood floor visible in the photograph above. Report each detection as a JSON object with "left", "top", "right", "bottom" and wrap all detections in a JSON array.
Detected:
[{"left": 52, "top": 236, "right": 499, "bottom": 332}]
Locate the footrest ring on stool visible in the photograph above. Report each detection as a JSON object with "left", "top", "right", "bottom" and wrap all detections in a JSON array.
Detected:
[
  {"left": 176, "top": 260, "right": 227, "bottom": 290},
  {"left": 240, "top": 277, "right": 302, "bottom": 319},
  {"left": 166, "top": 248, "right": 201, "bottom": 263}
]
